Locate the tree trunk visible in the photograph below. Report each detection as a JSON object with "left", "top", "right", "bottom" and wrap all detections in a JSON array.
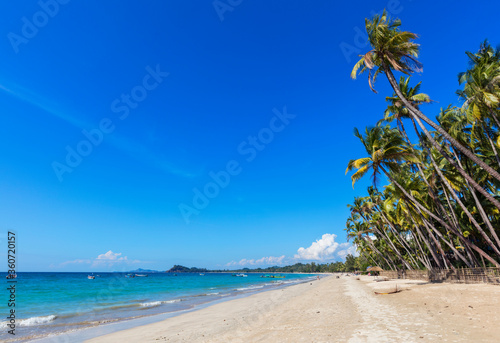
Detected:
[
  {"left": 365, "top": 237, "right": 396, "bottom": 271},
  {"left": 450, "top": 144, "right": 500, "bottom": 250},
  {"left": 382, "top": 65, "right": 500, "bottom": 183},
  {"left": 406, "top": 209, "right": 442, "bottom": 269},
  {"left": 480, "top": 121, "right": 500, "bottom": 169},
  {"left": 378, "top": 209, "right": 421, "bottom": 268},
  {"left": 420, "top": 216, "right": 455, "bottom": 270},
  {"left": 358, "top": 211, "right": 411, "bottom": 270},
  {"left": 423, "top": 140, "right": 500, "bottom": 257},
  {"left": 380, "top": 165, "right": 500, "bottom": 268}
]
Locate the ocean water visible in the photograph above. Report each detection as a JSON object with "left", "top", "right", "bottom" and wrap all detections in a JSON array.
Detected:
[{"left": 0, "top": 272, "right": 316, "bottom": 342}]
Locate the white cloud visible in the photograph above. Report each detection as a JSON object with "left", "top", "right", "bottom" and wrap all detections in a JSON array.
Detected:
[
  {"left": 96, "top": 250, "right": 127, "bottom": 262},
  {"left": 60, "top": 250, "right": 141, "bottom": 269},
  {"left": 226, "top": 235, "right": 359, "bottom": 267},
  {"left": 294, "top": 233, "right": 340, "bottom": 261},
  {"left": 337, "top": 244, "right": 359, "bottom": 260},
  {"left": 226, "top": 255, "right": 286, "bottom": 267},
  {"left": 255, "top": 255, "right": 285, "bottom": 264}
]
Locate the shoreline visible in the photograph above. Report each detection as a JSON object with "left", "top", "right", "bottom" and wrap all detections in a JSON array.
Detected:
[
  {"left": 84, "top": 274, "right": 500, "bottom": 342},
  {"left": 30, "top": 274, "right": 318, "bottom": 343},
  {"left": 29, "top": 274, "right": 500, "bottom": 342}
]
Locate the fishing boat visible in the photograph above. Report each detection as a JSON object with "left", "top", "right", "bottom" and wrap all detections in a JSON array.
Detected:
[
  {"left": 135, "top": 274, "right": 148, "bottom": 277},
  {"left": 87, "top": 275, "right": 95, "bottom": 280},
  {"left": 261, "top": 274, "right": 285, "bottom": 278},
  {"left": 374, "top": 285, "right": 400, "bottom": 295}
]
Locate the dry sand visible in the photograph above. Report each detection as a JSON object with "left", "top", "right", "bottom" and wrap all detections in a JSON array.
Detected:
[{"left": 86, "top": 275, "right": 500, "bottom": 343}]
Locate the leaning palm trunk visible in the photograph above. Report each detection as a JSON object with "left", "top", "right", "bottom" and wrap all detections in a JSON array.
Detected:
[
  {"left": 382, "top": 65, "right": 500, "bottom": 184},
  {"left": 358, "top": 211, "right": 412, "bottom": 270},
  {"left": 377, "top": 209, "right": 422, "bottom": 268},
  {"left": 488, "top": 109, "right": 500, "bottom": 130},
  {"left": 405, "top": 210, "right": 441, "bottom": 269},
  {"left": 380, "top": 165, "right": 500, "bottom": 268},
  {"left": 404, "top": 108, "right": 500, "bottom": 213},
  {"left": 480, "top": 121, "right": 500, "bottom": 169},
  {"left": 365, "top": 237, "right": 396, "bottom": 270},
  {"left": 373, "top": 223, "right": 413, "bottom": 270},
  {"left": 440, "top": 185, "right": 481, "bottom": 267},
  {"left": 448, "top": 144, "right": 500, "bottom": 250},
  {"left": 385, "top": 171, "right": 470, "bottom": 268},
  {"left": 411, "top": 231, "right": 432, "bottom": 269},
  {"left": 409, "top": 117, "right": 500, "bottom": 257},
  {"left": 403, "top": 229, "right": 431, "bottom": 270},
  {"left": 440, "top": 186, "right": 460, "bottom": 231},
  {"left": 420, "top": 216, "right": 455, "bottom": 270},
  {"left": 422, "top": 139, "right": 500, "bottom": 257}
]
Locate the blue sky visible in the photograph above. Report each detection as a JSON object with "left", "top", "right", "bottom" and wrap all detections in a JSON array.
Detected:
[{"left": 0, "top": 0, "right": 498, "bottom": 271}]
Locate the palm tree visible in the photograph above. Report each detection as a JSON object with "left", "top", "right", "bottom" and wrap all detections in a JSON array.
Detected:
[
  {"left": 347, "top": 126, "right": 500, "bottom": 268},
  {"left": 380, "top": 76, "right": 431, "bottom": 140},
  {"left": 457, "top": 41, "right": 500, "bottom": 167},
  {"left": 346, "top": 126, "right": 418, "bottom": 188},
  {"left": 457, "top": 41, "right": 500, "bottom": 124},
  {"left": 346, "top": 213, "right": 396, "bottom": 270},
  {"left": 351, "top": 10, "right": 500, "bottom": 185}
]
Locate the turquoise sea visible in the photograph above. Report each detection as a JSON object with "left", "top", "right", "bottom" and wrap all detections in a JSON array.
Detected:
[{"left": 0, "top": 272, "right": 317, "bottom": 341}]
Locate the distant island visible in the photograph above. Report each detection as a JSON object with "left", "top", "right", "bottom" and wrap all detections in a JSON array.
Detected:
[
  {"left": 164, "top": 257, "right": 358, "bottom": 274},
  {"left": 121, "top": 256, "right": 359, "bottom": 275},
  {"left": 166, "top": 265, "right": 209, "bottom": 273}
]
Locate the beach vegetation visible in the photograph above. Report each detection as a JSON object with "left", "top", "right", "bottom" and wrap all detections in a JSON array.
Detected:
[{"left": 347, "top": 10, "right": 500, "bottom": 270}]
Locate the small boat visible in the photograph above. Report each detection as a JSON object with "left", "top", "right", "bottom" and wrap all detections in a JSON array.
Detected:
[
  {"left": 88, "top": 275, "right": 95, "bottom": 280},
  {"left": 199, "top": 273, "right": 205, "bottom": 276},
  {"left": 6, "top": 274, "right": 17, "bottom": 279},
  {"left": 374, "top": 285, "right": 400, "bottom": 295},
  {"left": 125, "top": 274, "right": 135, "bottom": 278},
  {"left": 236, "top": 274, "right": 247, "bottom": 277},
  {"left": 261, "top": 274, "right": 285, "bottom": 278},
  {"left": 135, "top": 274, "right": 148, "bottom": 277},
  {"left": 374, "top": 289, "right": 401, "bottom": 295}
]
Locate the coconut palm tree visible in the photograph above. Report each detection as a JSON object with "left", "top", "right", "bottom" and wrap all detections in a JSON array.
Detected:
[
  {"left": 351, "top": 10, "right": 500, "bottom": 185},
  {"left": 457, "top": 41, "right": 500, "bottom": 124},
  {"left": 347, "top": 126, "right": 500, "bottom": 268}
]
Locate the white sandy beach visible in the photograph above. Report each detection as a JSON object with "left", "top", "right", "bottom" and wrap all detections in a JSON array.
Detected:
[{"left": 84, "top": 275, "right": 500, "bottom": 342}]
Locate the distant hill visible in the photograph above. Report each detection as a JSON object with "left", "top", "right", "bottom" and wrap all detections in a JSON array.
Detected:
[
  {"left": 166, "top": 265, "right": 209, "bottom": 273},
  {"left": 163, "top": 261, "right": 358, "bottom": 274}
]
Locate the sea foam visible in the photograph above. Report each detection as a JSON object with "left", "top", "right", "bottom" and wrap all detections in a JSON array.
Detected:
[
  {"left": 236, "top": 285, "right": 264, "bottom": 291},
  {"left": 139, "top": 299, "right": 181, "bottom": 308},
  {"left": 10, "top": 315, "right": 58, "bottom": 327}
]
